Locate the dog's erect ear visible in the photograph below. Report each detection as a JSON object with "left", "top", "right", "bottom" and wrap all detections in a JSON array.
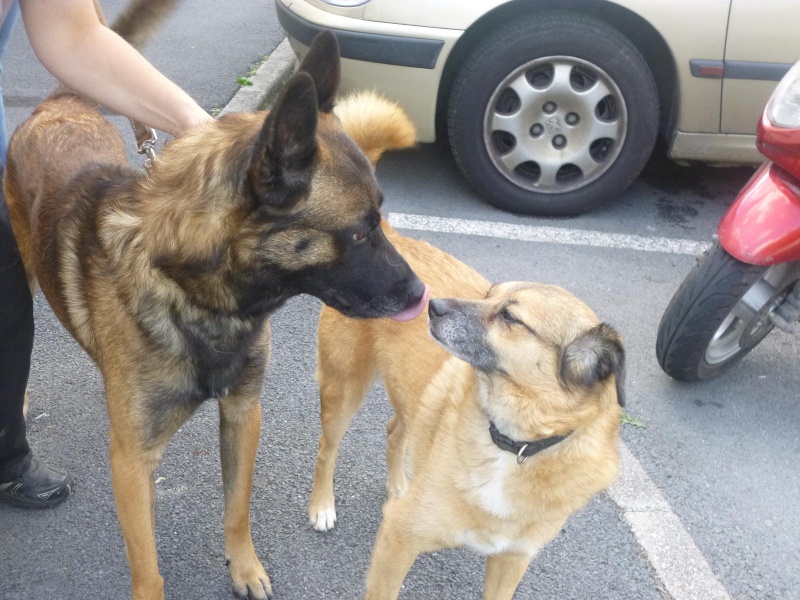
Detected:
[
  {"left": 247, "top": 72, "right": 318, "bottom": 208},
  {"left": 298, "top": 30, "right": 340, "bottom": 113},
  {"left": 559, "top": 323, "right": 626, "bottom": 406}
]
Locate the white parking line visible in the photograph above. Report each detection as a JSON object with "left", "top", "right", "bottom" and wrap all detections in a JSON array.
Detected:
[
  {"left": 609, "top": 444, "right": 731, "bottom": 599},
  {"left": 389, "top": 211, "right": 730, "bottom": 600},
  {"left": 387, "top": 212, "right": 708, "bottom": 256}
]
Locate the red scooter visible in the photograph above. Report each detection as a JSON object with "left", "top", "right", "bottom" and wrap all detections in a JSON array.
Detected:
[{"left": 657, "top": 61, "right": 800, "bottom": 381}]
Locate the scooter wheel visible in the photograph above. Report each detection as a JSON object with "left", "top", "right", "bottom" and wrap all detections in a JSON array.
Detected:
[{"left": 656, "top": 240, "right": 800, "bottom": 381}]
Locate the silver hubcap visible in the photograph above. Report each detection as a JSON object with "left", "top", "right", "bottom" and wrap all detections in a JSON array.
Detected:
[
  {"left": 705, "top": 264, "right": 798, "bottom": 366},
  {"left": 484, "top": 56, "right": 627, "bottom": 194}
]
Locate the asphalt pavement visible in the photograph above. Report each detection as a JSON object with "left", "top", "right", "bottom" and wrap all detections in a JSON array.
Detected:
[{"left": 1, "top": 2, "right": 799, "bottom": 599}]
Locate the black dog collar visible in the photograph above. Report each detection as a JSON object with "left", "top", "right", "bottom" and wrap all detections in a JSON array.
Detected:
[{"left": 488, "top": 421, "right": 571, "bottom": 465}]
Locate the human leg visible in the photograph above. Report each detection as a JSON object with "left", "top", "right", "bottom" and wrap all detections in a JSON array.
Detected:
[
  {"left": 0, "top": 206, "right": 33, "bottom": 482},
  {"left": 0, "top": 1, "right": 20, "bottom": 168}
]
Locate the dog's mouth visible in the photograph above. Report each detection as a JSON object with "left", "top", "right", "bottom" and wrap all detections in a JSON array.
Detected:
[
  {"left": 388, "top": 284, "right": 429, "bottom": 322},
  {"left": 427, "top": 303, "right": 501, "bottom": 372},
  {"left": 329, "top": 293, "right": 362, "bottom": 318},
  {"left": 328, "top": 284, "right": 429, "bottom": 321}
]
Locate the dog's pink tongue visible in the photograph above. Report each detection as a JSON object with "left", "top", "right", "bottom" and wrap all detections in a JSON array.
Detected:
[{"left": 389, "top": 284, "right": 430, "bottom": 322}]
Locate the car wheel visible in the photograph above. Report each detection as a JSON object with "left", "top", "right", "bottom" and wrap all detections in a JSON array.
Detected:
[{"left": 447, "top": 11, "right": 659, "bottom": 216}]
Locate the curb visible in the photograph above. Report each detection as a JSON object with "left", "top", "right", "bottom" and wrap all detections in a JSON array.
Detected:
[{"left": 218, "top": 38, "right": 296, "bottom": 117}]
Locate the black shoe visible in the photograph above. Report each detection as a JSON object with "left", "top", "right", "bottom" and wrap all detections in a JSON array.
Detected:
[{"left": 0, "top": 458, "right": 72, "bottom": 508}]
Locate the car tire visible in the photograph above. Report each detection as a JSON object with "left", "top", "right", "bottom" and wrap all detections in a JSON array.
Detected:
[{"left": 447, "top": 11, "right": 659, "bottom": 216}]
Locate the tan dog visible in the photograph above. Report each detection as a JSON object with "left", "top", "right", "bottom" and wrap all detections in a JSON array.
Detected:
[
  {"left": 4, "top": 9, "right": 426, "bottom": 600},
  {"left": 311, "top": 95, "right": 626, "bottom": 599}
]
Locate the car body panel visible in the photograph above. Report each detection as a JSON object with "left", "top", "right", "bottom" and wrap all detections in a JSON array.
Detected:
[
  {"left": 280, "top": 0, "right": 460, "bottom": 142},
  {"left": 278, "top": 0, "right": 800, "bottom": 164},
  {"left": 363, "top": 0, "right": 731, "bottom": 135},
  {"left": 302, "top": 0, "right": 366, "bottom": 18},
  {"left": 724, "top": 0, "right": 800, "bottom": 63},
  {"left": 605, "top": 0, "right": 729, "bottom": 134},
  {"left": 721, "top": 0, "right": 800, "bottom": 134},
  {"left": 669, "top": 131, "right": 763, "bottom": 164},
  {"left": 722, "top": 80, "right": 786, "bottom": 135},
  {"left": 363, "top": 0, "right": 508, "bottom": 29}
]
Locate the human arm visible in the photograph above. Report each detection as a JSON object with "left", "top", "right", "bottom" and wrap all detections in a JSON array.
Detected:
[{"left": 19, "top": 0, "right": 211, "bottom": 136}]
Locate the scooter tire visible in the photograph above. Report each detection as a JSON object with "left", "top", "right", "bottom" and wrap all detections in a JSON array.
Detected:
[{"left": 656, "top": 240, "right": 772, "bottom": 382}]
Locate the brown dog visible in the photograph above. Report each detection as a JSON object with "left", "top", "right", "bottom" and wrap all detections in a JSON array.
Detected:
[
  {"left": 4, "top": 9, "right": 426, "bottom": 600},
  {"left": 311, "top": 95, "right": 626, "bottom": 599}
]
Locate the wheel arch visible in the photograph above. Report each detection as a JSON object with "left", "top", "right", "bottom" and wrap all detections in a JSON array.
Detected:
[{"left": 436, "top": 0, "right": 677, "bottom": 140}]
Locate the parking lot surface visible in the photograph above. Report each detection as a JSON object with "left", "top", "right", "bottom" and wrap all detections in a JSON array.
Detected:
[{"left": 1, "top": 2, "right": 798, "bottom": 598}]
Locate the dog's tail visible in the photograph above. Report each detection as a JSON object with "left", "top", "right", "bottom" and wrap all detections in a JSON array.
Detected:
[
  {"left": 335, "top": 91, "right": 417, "bottom": 169},
  {"left": 109, "top": 0, "right": 182, "bottom": 50}
]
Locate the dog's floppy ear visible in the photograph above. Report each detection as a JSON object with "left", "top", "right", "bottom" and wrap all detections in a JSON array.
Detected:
[
  {"left": 247, "top": 72, "right": 318, "bottom": 208},
  {"left": 298, "top": 30, "right": 340, "bottom": 113},
  {"left": 559, "top": 323, "right": 626, "bottom": 406}
]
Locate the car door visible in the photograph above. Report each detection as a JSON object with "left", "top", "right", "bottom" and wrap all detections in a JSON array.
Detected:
[{"left": 721, "top": 0, "right": 800, "bottom": 134}]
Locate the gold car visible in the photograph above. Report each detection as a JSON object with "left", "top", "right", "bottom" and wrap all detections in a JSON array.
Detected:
[{"left": 277, "top": 0, "right": 800, "bottom": 215}]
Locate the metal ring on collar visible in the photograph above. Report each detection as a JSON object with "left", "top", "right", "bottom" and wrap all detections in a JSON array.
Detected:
[{"left": 517, "top": 444, "right": 530, "bottom": 465}]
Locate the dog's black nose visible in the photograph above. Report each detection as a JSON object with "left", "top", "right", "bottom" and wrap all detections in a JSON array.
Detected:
[
  {"left": 406, "top": 277, "right": 426, "bottom": 306},
  {"left": 428, "top": 298, "right": 451, "bottom": 318}
]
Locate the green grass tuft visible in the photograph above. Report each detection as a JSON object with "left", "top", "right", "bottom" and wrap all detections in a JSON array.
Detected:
[{"left": 621, "top": 411, "right": 646, "bottom": 428}]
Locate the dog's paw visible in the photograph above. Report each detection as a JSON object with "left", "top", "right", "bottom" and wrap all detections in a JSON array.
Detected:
[
  {"left": 309, "top": 505, "right": 337, "bottom": 532},
  {"left": 226, "top": 554, "right": 273, "bottom": 600}
]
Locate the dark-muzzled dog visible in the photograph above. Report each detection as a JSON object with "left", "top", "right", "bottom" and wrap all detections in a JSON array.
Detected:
[{"left": 4, "top": 7, "right": 425, "bottom": 599}]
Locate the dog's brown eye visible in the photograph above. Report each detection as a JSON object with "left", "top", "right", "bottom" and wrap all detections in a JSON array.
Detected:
[
  {"left": 499, "top": 308, "right": 521, "bottom": 325},
  {"left": 352, "top": 232, "right": 367, "bottom": 243}
]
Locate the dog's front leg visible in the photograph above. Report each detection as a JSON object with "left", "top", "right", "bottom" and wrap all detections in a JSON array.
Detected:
[
  {"left": 109, "top": 428, "right": 164, "bottom": 600},
  {"left": 384, "top": 415, "right": 409, "bottom": 499},
  {"left": 219, "top": 392, "right": 273, "bottom": 600},
  {"left": 364, "top": 497, "right": 426, "bottom": 600},
  {"left": 483, "top": 552, "right": 533, "bottom": 600}
]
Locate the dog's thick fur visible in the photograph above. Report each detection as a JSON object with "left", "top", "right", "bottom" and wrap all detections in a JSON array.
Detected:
[
  {"left": 4, "top": 7, "right": 424, "bottom": 599},
  {"left": 313, "top": 96, "right": 626, "bottom": 599}
]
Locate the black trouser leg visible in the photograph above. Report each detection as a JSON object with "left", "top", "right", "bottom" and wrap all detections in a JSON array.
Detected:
[{"left": 0, "top": 186, "right": 33, "bottom": 483}]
